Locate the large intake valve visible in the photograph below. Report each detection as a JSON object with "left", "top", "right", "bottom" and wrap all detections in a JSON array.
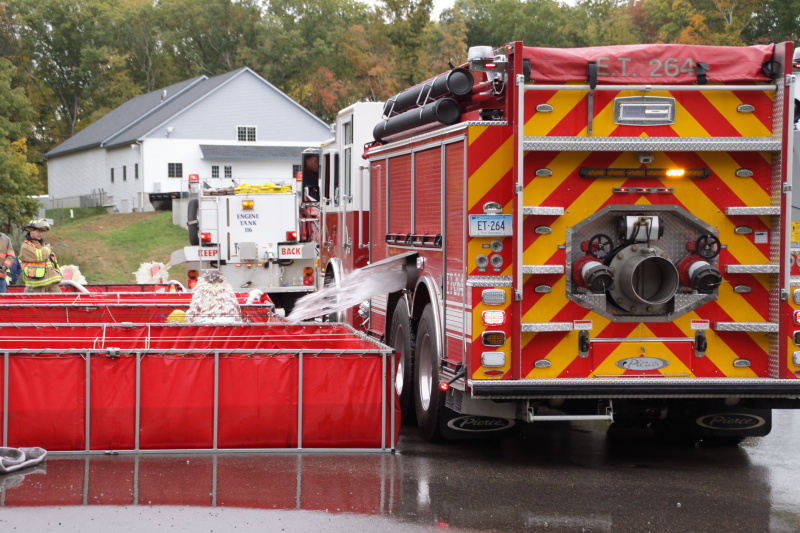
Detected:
[
  {"left": 607, "top": 244, "right": 680, "bottom": 312},
  {"left": 677, "top": 235, "right": 723, "bottom": 293}
]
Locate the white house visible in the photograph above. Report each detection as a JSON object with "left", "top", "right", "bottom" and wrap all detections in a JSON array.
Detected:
[{"left": 45, "top": 67, "right": 332, "bottom": 212}]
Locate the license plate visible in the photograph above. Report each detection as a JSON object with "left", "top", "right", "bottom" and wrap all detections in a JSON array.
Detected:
[{"left": 469, "top": 215, "right": 512, "bottom": 237}]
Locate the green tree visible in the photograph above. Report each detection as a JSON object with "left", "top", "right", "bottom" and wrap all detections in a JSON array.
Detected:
[
  {"left": 742, "top": 0, "right": 800, "bottom": 44},
  {"left": 7, "top": 0, "right": 136, "bottom": 139},
  {"left": 112, "top": 0, "right": 178, "bottom": 92},
  {"left": 382, "top": 0, "right": 435, "bottom": 85},
  {"left": 261, "top": 0, "right": 374, "bottom": 120},
  {"left": 0, "top": 58, "right": 41, "bottom": 233},
  {"left": 155, "top": 0, "right": 267, "bottom": 77}
]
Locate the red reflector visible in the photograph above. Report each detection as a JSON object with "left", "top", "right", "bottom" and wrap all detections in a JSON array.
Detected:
[
  {"left": 439, "top": 382, "right": 449, "bottom": 391},
  {"left": 286, "top": 231, "right": 298, "bottom": 241},
  {"left": 482, "top": 310, "right": 506, "bottom": 326},
  {"left": 200, "top": 232, "right": 212, "bottom": 243}
]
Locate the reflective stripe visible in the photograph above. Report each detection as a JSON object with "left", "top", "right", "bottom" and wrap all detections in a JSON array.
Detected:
[{"left": 24, "top": 272, "right": 62, "bottom": 287}]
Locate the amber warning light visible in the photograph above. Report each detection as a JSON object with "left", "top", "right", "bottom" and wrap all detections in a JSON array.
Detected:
[{"left": 579, "top": 168, "right": 709, "bottom": 179}]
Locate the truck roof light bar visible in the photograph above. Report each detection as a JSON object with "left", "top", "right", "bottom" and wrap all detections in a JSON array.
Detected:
[{"left": 579, "top": 168, "right": 710, "bottom": 179}]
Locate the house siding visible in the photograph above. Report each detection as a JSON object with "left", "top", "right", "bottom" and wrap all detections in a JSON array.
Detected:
[
  {"left": 46, "top": 68, "right": 331, "bottom": 213},
  {"left": 160, "top": 72, "right": 326, "bottom": 142}
]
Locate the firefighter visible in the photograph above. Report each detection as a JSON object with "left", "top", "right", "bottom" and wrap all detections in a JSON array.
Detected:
[
  {"left": 301, "top": 154, "right": 320, "bottom": 201},
  {"left": 0, "top": 232, "right": 16, "bottom": 293},
  {"left": 20, "top": 219, "right": 63, "bottom": 293},
  {"left": 300, "top": 154, "right": 320, "bottom": 242}
]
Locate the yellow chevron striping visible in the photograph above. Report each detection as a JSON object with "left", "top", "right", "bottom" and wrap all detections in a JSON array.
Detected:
[
  {"left": 590, "top": 328, "right": 694, "bottom": 377},
  {"left": 468, "top": 136, "right": 514, "bottom": 209},
  {"left": 468, "top": 125, "right": 489, "bottom": 145},
  {"left": 524, "top": 88, "right": 587, "bottom": 136},
  {"left": 523, "top": 151, "right": 580, "bottom": 206},
  {"left": 675, "top": 311, "right": 760, "bottom": 378},
  {"left": 705, "top": 90, "right": 773, "bottom": 137},
  {"left": 697, "top": 151, "right": 771, "bottom": 207}
]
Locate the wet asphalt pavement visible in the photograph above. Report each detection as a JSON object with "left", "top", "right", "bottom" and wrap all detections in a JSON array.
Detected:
[{"left": 1, "top": 410, "right": 799, "bottom": 532}]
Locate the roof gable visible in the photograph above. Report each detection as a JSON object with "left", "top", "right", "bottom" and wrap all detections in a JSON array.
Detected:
[{"left": 46, "top": 68, "right": 329, "bottom": 158}]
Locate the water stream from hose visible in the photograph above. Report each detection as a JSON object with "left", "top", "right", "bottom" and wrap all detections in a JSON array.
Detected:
[{"left": 287, "top": 260, "right": 408, "bottom": 323}]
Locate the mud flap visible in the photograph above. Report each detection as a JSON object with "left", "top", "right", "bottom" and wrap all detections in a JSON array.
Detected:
[
  {"left": 436, "top": 407, "right": 518, "bottom": 440},
  {"left": 690, "top": 406, "right": 772, "bottom": 438}
]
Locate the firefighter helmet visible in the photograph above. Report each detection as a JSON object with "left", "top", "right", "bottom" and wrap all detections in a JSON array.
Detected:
[{"left": 23, "top": 219, "right": 50, "bottom": 232}]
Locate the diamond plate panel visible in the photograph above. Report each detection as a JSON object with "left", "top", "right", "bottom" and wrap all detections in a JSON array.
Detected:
[
  {"left": 713, "top": 322, "right": 779, "bottom": 332},
  {"left": 522, "top": 265, "right": 565, "bottom": 274},
  {"left": 523, "top": 137, "right": 781, "bottom": 152},
  {"left": 725, "top": 206, "right": 781, "bottom": 215},
  {"left": 725, "top": 264, "right": 780, "bottom": 274},
  {"left": 523, "top": 206, "right": 564, "bottom": 216},
  {"left": 467, "top": 276, "right": 512, "bottom": 287},
  {"left": 521, "top": 322, "right": 574, "bottom": 332}
]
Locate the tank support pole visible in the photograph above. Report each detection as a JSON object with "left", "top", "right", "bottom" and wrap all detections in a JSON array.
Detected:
[
  {"left": 135, "top": 351, "right": 141, "bottom": 451},
  {"left": 3, "top": 351, "right": 8, "bottom": 447},
  {"left": 381, "top": 353, "right": 386, "bottom": 450},
  {"left": 297, "top": 351, "right": 304, "bottom": 450},
  {"left": 85, "top": 351, "right": 91, "bottom": 452},
  {"left": 213, "top": 350, "right": 219, "bottom": 451}
]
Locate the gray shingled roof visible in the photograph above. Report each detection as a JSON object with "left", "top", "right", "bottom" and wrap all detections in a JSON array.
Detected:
[
  {"left": 200, "top": 145, "right": 306, "bottom": 159},
  {"left": 45, "top": 75, "right": 207, "bottom": 158},
  {"left": 46, "top": 67, "right": 325, "bottom": 159}
]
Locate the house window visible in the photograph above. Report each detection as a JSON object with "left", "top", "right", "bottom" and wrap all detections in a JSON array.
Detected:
[
  {"left": 224, "top": 166, "right": 232, "bottom": 178},
  {"left": 123, "top": 166, "right": 127, "bottom": 181},
  {"left": 135, "top": 163, "right": 139, "bottom": 179},
  {"left": 237, "top": 126, "right": 256, "bottom": 142},
  {"left": 111, "top": 168, "right": 114, "bottom": 183},
  {"left": 212, "top": 165, "right": 219, "bottom": 178},
  {"left": 168, "top": 163, "right": 183, "bottom": 178}
]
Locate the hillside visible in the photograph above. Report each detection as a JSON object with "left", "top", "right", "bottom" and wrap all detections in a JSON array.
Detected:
[{"left": 45, "top": 211, "right": 189, "bottom": 285}]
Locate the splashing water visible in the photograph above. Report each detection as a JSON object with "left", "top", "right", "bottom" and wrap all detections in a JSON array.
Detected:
[{"left": 287, "top": 260, "right": 409, "bottom": 323}]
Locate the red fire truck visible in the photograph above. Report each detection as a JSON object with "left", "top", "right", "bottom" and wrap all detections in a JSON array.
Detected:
[{"left": 317, "top": 41, "right": 800, "bottom": 443}]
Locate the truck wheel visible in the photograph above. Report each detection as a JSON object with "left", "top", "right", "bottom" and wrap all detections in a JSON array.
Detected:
[
  {"left": 389, "top": 298, "right": 415, "bottom": 424},
  {"left": 187, "top": 198, "right": 199, "bottom": 245},
  {"left": 414, "top": 303, "right": 446, "bottom": 441}
]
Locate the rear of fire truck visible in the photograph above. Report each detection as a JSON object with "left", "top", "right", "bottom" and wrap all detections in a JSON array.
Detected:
[
  {"left": 365, "top": 41, "right": 800, "bottom": 443},
  {"left": 171, "top": 180, "right": 317, "bottom": 313}
]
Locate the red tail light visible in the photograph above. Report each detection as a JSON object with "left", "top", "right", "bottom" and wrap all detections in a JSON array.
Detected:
[
  {"left": 482, "top": 310, "right": 506, "bottom": 326},
  {"left": 200, "top": 232, "right": 212, "bottom": 243},
  {"left": 286, "top": 231, "right": 298, "bottom": 242}
]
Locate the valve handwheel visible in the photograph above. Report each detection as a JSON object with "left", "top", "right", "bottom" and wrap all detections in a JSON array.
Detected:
[
  {"left": 695, "top": 234, "right": 721, "bottom": 259},
  {"left": 587, "top": 234, "right": 613, "bottom": 260}
]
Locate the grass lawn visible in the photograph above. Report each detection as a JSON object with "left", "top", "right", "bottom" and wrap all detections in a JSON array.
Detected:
[{"left": 44, "top": 210, "right": 189, "bottom": 284}]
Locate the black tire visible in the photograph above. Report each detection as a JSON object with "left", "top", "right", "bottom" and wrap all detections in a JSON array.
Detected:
[
  {"left": 389, "top": 298, "right": 415, "bottom": 425},
  {"left": 187, "top": 198, "right": 199, "bottom": 245},
  {"left": 414, "top": 303, "right": 446, "bottom": 441},
  {"left": 650, "top": 419, "right": 700, "bottom": 446},
  {"left": 701, "top": 436, "right": 746, "bottom": 447}
]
